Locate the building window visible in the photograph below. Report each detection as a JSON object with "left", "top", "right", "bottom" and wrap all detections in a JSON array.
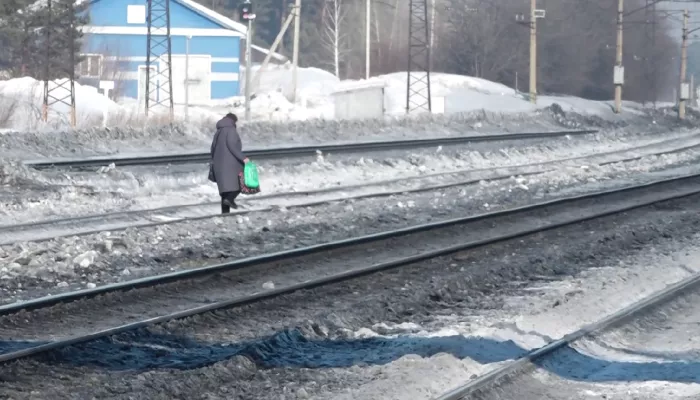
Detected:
[
  {"left": 127, "top": 5, "right": 146, "bottom": 24},
  {"left": 78, "top": 54, "right": 103, "bottom": 78}
]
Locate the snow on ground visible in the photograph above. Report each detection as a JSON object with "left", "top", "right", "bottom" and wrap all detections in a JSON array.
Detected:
[
  {"left": 3, "top": 150, "right": 700, "bottom": 302},
  {"left": 311, "top": 214, "right": 700, "bottom": 400},
  {"left": 0, "top": 66, "right": 640, "bottom": 131},
  {"left": 0, "top": 77, "right": 123, "bottom": 131},
  {"left": 379, "top": 72, "right": 647, "bottom": 117},
  {"left": 0, "top": 61, "right": 696, "bottom": 165},
  {"left": 3, "top": 128, "right": 700, "bottom": 224}
]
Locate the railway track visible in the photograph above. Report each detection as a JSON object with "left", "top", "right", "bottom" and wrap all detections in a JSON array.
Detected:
[
  {"left": 23, "top": 130, "right": 597, "bottom": 170},
  {"left": 3, "top": 136, "right": 700, "bottom": 245},
  {"left": 434, "top": 270, "right": 700, "bottom": 400},
  {"left": 2, "top": 172, "right": 700, "bottom": 369},
  {"left": 0, "top": 166, "right": 547, "bottom": 245}
]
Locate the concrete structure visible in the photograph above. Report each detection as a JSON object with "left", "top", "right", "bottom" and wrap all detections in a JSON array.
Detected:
[
  {"left": 78, "top": 0, "right": 285, "bottom": 104},
  {"left": 331, "top": 80, "right": 385, "bottom": 120}
]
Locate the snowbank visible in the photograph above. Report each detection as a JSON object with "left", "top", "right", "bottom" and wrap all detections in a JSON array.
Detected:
[
  {"left": 0, "top": 77, "right": 123, "bottom": 131},
  {"left": 0, "top": 66, "right": 672, "bottom": 132},
  {"left": 362, "top": 72, "right": 651, "bottom": 118}
]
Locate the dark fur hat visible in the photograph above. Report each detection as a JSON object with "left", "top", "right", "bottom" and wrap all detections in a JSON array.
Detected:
[{"left": 225, "top": 112, "right": 238, "bottom": 123}]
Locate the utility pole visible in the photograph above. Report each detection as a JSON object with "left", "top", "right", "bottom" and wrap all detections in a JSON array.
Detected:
[
  {"left": 692, "top": 74, "right": 696, "bottom": 107},
  {"left": 429, "top": 0, "right": 436, "bottom": 72},
  {"left": 614, "top": 0, "right": 624, "bottom": 114},
  {"left": 366, "top": 0, "right": 371, "bottom": 79},
  {"left": 651, "top": 0, "right": 657, "bottom": 108},
  {"left": 291, "top": 0, "right": 301, "bottom": 103},
  {"left": 529, "top": 0, "right": 537, "bottom": 104},
  {"left": 251, "top": 10, "right": 294, "bottom": 91},
  {"left": 245, "top": 18, "right": 252, "bottom": 120},
  {"left": 643, "top": 0, "right": 657, "bottom": 106},
  {"left": 185, "top": 35, "right": 191, "bottom": 122},
  {"left": 515, "top": 3, "right": 544, "bottom": 104},
  {"left": 680, "top": 9, "right": 689, "bottom": 120},
  {"left": 239, "top": 1, "right": 255, "bottom": 120}
]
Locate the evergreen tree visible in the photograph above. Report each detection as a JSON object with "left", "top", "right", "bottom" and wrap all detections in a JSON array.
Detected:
[
  {"left": 35, "top": 0, "right": 88, "bottom": 80},
  {"left": 0, "top": 0, "right": 85, "bottom": 79},
  {"left": 0, "top": 0, "right": 33, "bottom": 73}
]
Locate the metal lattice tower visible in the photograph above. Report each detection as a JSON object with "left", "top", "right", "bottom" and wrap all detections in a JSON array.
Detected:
[
  {"left": 146, "top": 0, "right": 174, "bottom": 118},
  {"left": 42, "top": 0, "right": 77, "bottom": 127},
  {"left": 406, "top": 0, "right": 432, "bottom": 114}
]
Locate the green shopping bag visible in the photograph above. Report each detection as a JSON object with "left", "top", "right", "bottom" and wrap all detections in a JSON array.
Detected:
[{"left": 240, "top": 161, "right": 260, "bottom": 194}]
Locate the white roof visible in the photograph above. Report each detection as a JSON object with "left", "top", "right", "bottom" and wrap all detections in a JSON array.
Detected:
[
  {"left": 177, "top": 0, "right": 248, "bottom": 34},
  {"left": 331, "top": 78, "right": 386, "bottom": 95}
]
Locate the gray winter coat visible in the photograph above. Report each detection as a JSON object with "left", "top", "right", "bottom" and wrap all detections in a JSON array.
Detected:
[{"left": 210, "top": 117, "right": 246, "bottom": 193}]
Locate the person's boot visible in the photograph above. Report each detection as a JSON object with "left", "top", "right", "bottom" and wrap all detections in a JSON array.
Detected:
[{"left": 223, "top": 198, "right": 238, "bottom": 210}]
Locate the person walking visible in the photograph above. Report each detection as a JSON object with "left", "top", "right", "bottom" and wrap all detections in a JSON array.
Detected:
[{"left": 210, "top": 113, "right": 249, "bottom": 214}]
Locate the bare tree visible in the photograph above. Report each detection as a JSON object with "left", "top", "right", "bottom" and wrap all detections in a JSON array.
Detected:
[
  {"left": 436, "top": 0, "right": 527, "bottom": 84},
  {"left": 372, "top": 0, "right": 407, "bottom": 75},
  {"left": 423, "top": 0, "right": 676, "bottom": 102},
  {"left": 320, "top": 0, "right": 350, "bottom": 78},
  {"left": 212, "top": 0, "right": 676, "bottom": 101}
]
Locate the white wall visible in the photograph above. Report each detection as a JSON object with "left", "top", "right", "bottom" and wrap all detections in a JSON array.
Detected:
[{"left": 332, "top": 86, "right": 385, "bottom": 120}]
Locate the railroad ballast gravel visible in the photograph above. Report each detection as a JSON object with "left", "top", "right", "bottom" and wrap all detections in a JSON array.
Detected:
[
  {"left": 2, "top": 147, "right": 700, "bottom": 304},
  {"left": 3, "top": 179, "right": 700, "bottom": 399},
  {"left": 3, "top": 125, "right": 697, "bottom": 226},
  {"left": 5, "top": 174, "right": 700, "bottom": 343}
]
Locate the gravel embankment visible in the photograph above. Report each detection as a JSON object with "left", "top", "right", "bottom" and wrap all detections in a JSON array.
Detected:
[
  {"left": 5, "top": 173, "right": 699, "bottom": 345},
  {"left": 5, "top": 130, "right": 700, "bottom": 244},
  {"left": 3, "top": 150, "right": 700, "bottom": 304},
  {"left": 2, "top": 173, "right": 700, "bottom": 399}
]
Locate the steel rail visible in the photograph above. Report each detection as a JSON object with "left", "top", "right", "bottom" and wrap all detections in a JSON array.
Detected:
[
  {"left": 1, "top": 172, "right": 700, "bottom": 366},
  {"left": 598, "top": 141, "right": 700, "bottom": 165},
  {"left": 23, "top": 130, "right": 597, "bottom": 170},
  {"left": 0, "top": 166, "right": 547, "bottom": 233},
  {"left": 0, "top": 170, "right": 549, "bottom": 245},
  {"left": 434, "top": 271, "right": 700, "bottom": 400},
  {"left": 3, "top": 170, "right": 700, "bottom": 316},
  {"left": 5, "top": 138, "right": 700, "bottom": 246}
]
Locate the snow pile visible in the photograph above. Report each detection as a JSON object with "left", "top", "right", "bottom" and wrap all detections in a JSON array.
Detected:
[
  {"left": 0, "top": 77, "right": 229, "bottom": 131},
  {"left": 351, "top": 72, "right": 651, "bottom": 117},
  {"left": 218, "top": 65, "right": 339, "bottom": 121},
  {"left": 0, "top": 159, "right": 33, "bottom": 186},
  {"left": 0, "top": 77, "right": 126, "bottom": 131},
  {"left": 248, "top": 64, "right": 339, "bottom": 100},
  {"left": 0, "top": 63, "right": 672, "bottom": 132}
]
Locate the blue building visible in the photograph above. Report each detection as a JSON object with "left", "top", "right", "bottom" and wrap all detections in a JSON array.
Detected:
[{"left": 78, "top": 0, "right": 251, "bottom": 104}]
